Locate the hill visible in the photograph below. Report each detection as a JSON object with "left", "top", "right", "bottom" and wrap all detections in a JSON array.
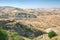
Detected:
[{"left": 0, "top": 6, "right": 60, "bottom": 40}]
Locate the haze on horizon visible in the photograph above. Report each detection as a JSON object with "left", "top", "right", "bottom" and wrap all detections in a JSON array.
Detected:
[{"left": 0, "top": 0, "right": 60, "bottom": 8}]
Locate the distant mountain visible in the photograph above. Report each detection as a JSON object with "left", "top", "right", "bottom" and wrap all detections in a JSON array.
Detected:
[
  {"left": 0, "top": 6, "right": 60, "bottom": 20},
  {"left": 0, "top": 6, "right": 37, "bottom": 20}
]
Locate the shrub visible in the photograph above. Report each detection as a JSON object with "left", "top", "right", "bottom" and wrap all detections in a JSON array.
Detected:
[
  {"left": 0, "top": 27, "right": 8, "bottom": 40},
  {"left": 11, "top": 32, "right": 24, "bottom": 40},
  {"left": 48, "top": 31, "right": 57, "bottom": 38}
]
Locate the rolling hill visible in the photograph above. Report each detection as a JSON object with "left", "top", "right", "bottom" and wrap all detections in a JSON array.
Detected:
[{"left": 0, "top": 6, "right": 60, "bottom": 40}]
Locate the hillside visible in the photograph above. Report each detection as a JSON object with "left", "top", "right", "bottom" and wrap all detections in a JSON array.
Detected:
[{"left": 0, "top": 6, "right": 60, "bottom": 40}]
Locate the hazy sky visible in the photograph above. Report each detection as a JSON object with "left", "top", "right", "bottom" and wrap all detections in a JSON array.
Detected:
[{"left": 0, "top": 0, "right": 60, "bottom": 8}]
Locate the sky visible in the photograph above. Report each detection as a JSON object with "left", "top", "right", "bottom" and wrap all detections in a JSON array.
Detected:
[{"left": 0, "top": 0, "right": 60, "bottom": 8}]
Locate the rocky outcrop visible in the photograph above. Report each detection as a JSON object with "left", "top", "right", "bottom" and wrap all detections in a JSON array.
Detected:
[{"left": 15, "top": 13, "right": 37, "bottom": 20}]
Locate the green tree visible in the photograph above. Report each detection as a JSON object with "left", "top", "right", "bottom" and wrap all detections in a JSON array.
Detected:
[
  {"left": 48, "top": 31, "right": 57, "bottom": 38},
  {"left": 0, "top": 27, "right": 8, "bottom": 40}
]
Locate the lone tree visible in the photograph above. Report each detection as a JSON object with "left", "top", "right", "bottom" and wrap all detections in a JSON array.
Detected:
[
  {"left": 0, "top": 27, "right": 8, "bottom": 40},
  {"left": 48, "top": 31, "right": 57, "bottom": 38}
]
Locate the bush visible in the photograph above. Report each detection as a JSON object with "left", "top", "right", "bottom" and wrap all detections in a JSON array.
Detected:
[
  {"left": 11, "top": 32, "right": 24, "bottom": 40},
  {"left": 0, "top": 27, "right": 8, "bottom": 40},
  {"left": 48, "top": 31, "right": 57, "bottom": 38}
]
